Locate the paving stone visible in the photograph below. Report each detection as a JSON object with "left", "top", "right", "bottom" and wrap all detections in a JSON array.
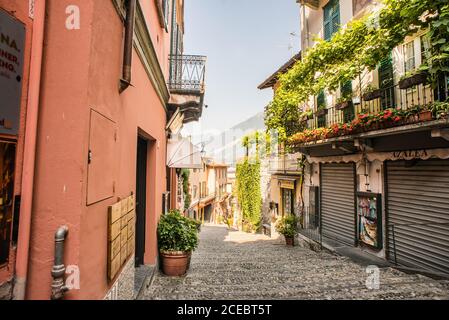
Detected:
[{"left": 139, "top": 224, "right": 449, "bottom": 300}]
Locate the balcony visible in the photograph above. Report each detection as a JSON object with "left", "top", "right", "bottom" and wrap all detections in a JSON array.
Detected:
[
  {"left": 269, "top": 155, "right": 303, "bottom": 174},
  {"left": 291, "top": 75, "right": 449, "bottom": 157},
  {"left": 168, "top": 54, "right": 207, "bottom": 125}
]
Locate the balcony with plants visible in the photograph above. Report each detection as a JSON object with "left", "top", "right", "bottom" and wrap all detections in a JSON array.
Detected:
[
  {"left": 290, "top": 76, "right": 449, "bottom": 148},
  {"left": 264, "top": 0, "right": 449, "bottom": 155}
]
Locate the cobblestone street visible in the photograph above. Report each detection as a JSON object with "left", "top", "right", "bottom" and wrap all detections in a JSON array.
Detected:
[{"left": 139, "top": 225, "right": 449, "bottom": 300}]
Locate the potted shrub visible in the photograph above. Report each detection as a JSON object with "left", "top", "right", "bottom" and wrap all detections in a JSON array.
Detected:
[
  {"left": 362, "top": 84, "right": 382, "bottom": 101},
  {"left": 399, "top": 70, "right": 428, "bottom": 90},
  {"left": 157, "top": 210, "right": 199, "bottom": 276},
  {"left": 275, "top": 214, "right": 299, "bottom": 246}
]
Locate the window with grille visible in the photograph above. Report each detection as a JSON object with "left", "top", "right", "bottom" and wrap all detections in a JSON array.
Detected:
[{"left": 324, "top": 0, "right": 340, "bottom": 41}]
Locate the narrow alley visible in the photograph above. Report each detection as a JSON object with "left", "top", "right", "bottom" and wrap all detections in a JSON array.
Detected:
[{"left": 139, "top": 225, "right": 449, "bottom": 300}]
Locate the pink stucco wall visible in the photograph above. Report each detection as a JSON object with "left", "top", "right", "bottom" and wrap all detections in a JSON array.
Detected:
[{"left": 26, "top": 0, "right": 170, "bottom": 300}]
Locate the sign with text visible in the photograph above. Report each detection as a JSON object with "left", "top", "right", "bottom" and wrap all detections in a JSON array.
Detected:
[
  {"left": 279, "top": 180, "right": 295, "bottom": 190},
  {"left": 0, "top": 9, "right": 26, "bottom": 136}
]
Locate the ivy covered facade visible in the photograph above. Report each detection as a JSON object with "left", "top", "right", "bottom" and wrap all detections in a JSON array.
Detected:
[{"left": 262, "top": 0, "right": 449, "bottom": 276}]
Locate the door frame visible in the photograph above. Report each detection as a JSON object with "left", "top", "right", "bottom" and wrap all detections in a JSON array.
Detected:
[{"left": 135, "top": 136, "right": 148, "bottom": 267}]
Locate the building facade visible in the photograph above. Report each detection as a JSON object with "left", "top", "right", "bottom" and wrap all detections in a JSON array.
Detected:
[
  {"left": 187, "top": 159, "right": 230, "bottom": 224},
  {"left": 0, "top": 0, "right": 205, "bottom": 300},
  {"left": 264, "top": 0, "right": 449, "bottom": 276}
]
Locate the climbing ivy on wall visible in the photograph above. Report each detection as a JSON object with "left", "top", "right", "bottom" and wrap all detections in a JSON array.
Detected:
[
  {"left": 265, "top": 0, "right": 449, "bottom": 139},
  {"left": 236, "top": 159, "right": 262, "bottom": 232},
  {"left": 181, "top": 169, "right": 191, "bottom": 211}
]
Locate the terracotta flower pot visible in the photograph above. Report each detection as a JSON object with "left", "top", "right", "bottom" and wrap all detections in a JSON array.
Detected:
[
  {"left": 418, "top": 110, "right": 433, "bottom": 122},
  {"left": 285, "top": 236, "right": 294, "bottom": 246},
  {"left": 160, "top": 251, "right": 190, "bottom": 276}
]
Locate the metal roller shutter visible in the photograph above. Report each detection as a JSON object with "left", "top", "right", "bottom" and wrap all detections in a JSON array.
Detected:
[
  {"left": 386, "top": 160, "right": 449, "bottom": 275},
  {"left": 320, "top": 163, "right": 356, "bottom": 246}
]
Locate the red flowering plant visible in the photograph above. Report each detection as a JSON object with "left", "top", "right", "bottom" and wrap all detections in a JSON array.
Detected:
[{"left": 329, "top": 123, "right": 342, "bottom": 137}]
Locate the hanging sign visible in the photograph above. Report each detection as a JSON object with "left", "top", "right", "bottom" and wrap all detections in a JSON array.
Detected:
[{"left": 0, "top": 9, "right": 26, "bottom": 136}]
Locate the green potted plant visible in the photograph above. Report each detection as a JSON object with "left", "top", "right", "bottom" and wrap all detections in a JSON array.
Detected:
[
  {"left": 362, "top": 84, "right": 382, "bottom": 101},
  {"left": 418, "top": 104, "right": 433, "bottom": 122},
  {"left": 275, "top": 214, "right": 299, "bottom": 246},
  {"left": 157, "top": 210, "right": 199, "bottom": 276}
]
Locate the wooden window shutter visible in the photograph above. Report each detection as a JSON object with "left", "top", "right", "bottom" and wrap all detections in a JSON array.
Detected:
[{"left": 323, "top": 0, "right": 340, "bottom": 41}]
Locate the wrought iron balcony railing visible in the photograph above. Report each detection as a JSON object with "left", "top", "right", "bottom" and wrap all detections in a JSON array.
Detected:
[
  {"left": 268, "top": 156, "right": 302, "bottom": 173},
  {"left": 306, "top": 75, "right": 448, "bottom": 131},
  {"left": 168, "top": 54, "right": 206, "bottom": 94}
]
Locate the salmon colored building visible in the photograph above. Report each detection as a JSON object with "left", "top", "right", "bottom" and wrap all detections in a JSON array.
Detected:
[{"left": 0, "top": 0, "right": 206, "bottom": 300}]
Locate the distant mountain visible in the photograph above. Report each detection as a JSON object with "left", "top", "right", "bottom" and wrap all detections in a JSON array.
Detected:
[
  {"left": 205, "top": 111, "right": 266, "bottom": 166},
  {"left": 229, "top": 111, "right": 265, "bottom": 132}
]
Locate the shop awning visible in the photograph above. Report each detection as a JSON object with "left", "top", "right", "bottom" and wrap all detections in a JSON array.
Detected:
[{"left": 167, "top": 137, "right": 203, "bottom": 169}]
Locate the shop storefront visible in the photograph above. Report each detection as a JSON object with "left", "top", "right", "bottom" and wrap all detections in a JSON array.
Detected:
[
  {"left": 302, "top": 146, "right": 449, "bottom": 276},
  {"left": 320, "top": 163, "right": 356, "bottom": 246},
  {"left": 385, "top": 158, "right": 449, "bottom": 275}
]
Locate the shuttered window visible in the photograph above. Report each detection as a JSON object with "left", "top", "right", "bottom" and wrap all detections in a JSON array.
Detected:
[
  {"left": 324, "top": 0, "right": 340, "bottom": 41},
  {"left": 340, "top": 81, "right": 354, "bottom": 123},
  {"left": 378, "top": 53, "right": 396, "bottom": 109}
]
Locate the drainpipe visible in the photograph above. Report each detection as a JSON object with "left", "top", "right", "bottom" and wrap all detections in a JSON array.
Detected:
[
  {"left": 13, "top": 0, "right": 46, "bottom": 300},
  {"left": 51, "top": 226, "right": 69, "bottom": 300},
  {"left": 119, "top": 0, "right": 137, "bottom": 93}
]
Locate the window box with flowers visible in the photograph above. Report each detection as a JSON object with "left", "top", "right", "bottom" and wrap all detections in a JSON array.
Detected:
[
  {"left": 315, "top": 107, "right": 328, "bottom": 117},
  {"left": 362, "top": 85, "right": 383, "bottom": 101},
  {"left": 398, "top": 70, "right": 428, "bottom": 90}
]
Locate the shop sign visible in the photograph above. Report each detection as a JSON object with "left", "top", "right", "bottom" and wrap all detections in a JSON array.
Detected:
[
  {"left": 392, "top": 150, "right": 428, "bottom": 160},
  {"left": 356, "top": 192, "right": 382, "bottom": 250},
  {"left": 108, "top": 194, "right": 135, "bottom": 281},
  {"left": 279, "top": 180, "right": 295, "bottom": 190},
  {"left": 0, "top": 9, "right": 26, "bottom": 136}
]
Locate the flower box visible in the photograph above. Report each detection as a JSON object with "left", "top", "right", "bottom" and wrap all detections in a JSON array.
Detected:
[
  {"left": 315, "top": 109, "right": 328, "bottom": 117},
  {"left": 335, "top": 101, "right": 351, "bottom": 110},
  {"left": 399, "top": 72, "right": 428, "bottom": 90},
  {"left": 362, "top": 89, "right": 383, "bottom": 101},
  {"left": 418, "top": 110, "right": 433, "bottom": 122}
]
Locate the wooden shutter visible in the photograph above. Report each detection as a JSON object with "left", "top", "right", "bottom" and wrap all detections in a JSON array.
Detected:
[{"left": 324, "top": 0, "right": 340, "bottom": 41}]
